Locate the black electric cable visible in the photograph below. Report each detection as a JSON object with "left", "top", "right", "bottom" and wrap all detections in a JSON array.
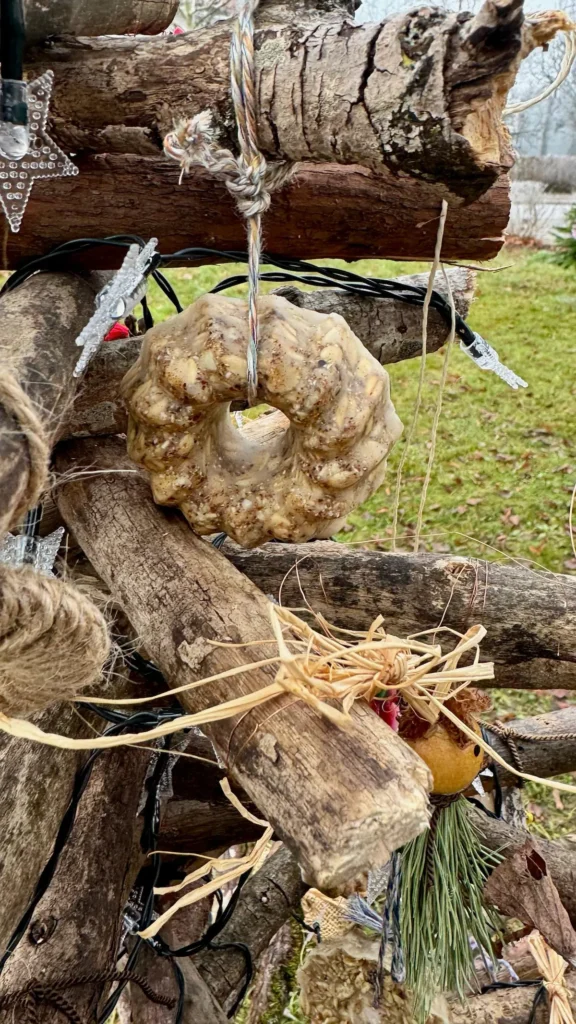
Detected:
[{"left": 0, "top": 236, "right": 480, "bottom": 359}]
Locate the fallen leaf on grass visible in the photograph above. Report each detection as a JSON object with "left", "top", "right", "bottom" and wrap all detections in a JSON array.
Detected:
[
  {"left": 466, "top": 497, "right": 482, "bottom": 506},
  {"left": 564, "top": 558, "right": 576, "bottom": 571}
]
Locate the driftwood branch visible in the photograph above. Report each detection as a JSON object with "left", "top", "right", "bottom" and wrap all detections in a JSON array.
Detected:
[
  {"left": 223, "top": 542, "right": 576, "bottom": 691},
  {"left": 30, "top": 4, "right": 524, "bottom": 183},
  {"left": 67, "top": 267, "right": 474, "bottom": 439},
  {"left": 54, "top": 436, "right": 431, "bottom": 891},
  {"left": 0, "top": 272, "right": 100, "bottom": 533}
]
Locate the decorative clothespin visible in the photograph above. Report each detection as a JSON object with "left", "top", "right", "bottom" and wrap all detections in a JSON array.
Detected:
[
  {"left": 0, "top": 72, "right": 78, "bottom": 233},
  {"left": 461, "top": 332, "right": 528, "bottom": 390},
  {"left": 73, "top": 238, "right": 159, "bottom": 376},
  {"left": 0, "top": 526, "right": 64, "bottom": 577}
]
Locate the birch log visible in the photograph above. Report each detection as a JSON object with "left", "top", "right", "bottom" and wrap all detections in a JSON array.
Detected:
[
  {"left": 54, "top": 437, "right": 431, "bottom": 891},
  {"left": 223, "top": 542, "right": 576, "bottom": 691}
]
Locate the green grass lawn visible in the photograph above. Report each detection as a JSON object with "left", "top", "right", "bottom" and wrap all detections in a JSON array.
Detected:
[{"left": 148, "top": 247, "right": 576, "bottom": 840}]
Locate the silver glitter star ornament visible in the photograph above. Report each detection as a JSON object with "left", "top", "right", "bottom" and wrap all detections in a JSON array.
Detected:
[
  {"left": 73, "top": 238, "right": 159, "bottom": 376},
  {"left": 0, "top": 526, "right": 64, "bottom": 577},
  {"left": 0, "top": 71, "right": 78, "bottom": 233}
]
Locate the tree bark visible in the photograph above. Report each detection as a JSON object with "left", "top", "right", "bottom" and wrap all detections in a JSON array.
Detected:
[
  {"left": 54, "top": 436, "right": 431, "bottom": 891},
  {"left": 0, "top": 271, "right": 100, "bottom": 534},
  {"left": 196, "top": 845, "right": 307, "bottom": 1014},
  {"left": 22, "top": 0, "right": 178, "bottom": 45},
  {"left": 3, "top": 158, "right": 511, "bottom": 269},
  {"left": 67, "top": 266, "right": 474, "bottom": 439},
  {"left": 223, "top": 541, "right": 576, "bottom": 691},
  {"left": 0, "top": 743, "right": 151, "bottom": 1024}
]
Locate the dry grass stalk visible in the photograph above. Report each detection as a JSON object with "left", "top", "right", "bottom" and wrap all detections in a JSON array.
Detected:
[{"left": 529, "top": 932, "right": 575, "bottom": 1024}]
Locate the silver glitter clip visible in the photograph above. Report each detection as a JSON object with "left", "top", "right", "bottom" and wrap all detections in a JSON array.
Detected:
[
  {"left": 460, "top": 333, "right": 528, "bottom": 390},
  {"left": 0, "top": 526, "right": 64, "bottom": 577},
  {"left": 73, "top": 238, "right": 158, "bottom": 377}
]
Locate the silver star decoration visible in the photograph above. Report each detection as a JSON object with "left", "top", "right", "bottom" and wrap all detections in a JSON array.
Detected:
[
  {"left": 0, "top": 71, "right": 78, "bottom": 233},
  {"left": 73, "top": 238, "right": 159, "bottom": 376},
  {"left": 461, "top": 332, "right": 528, "bottom": 390},
  {"left": 0, "top": 526, "right": 64, "bottom": 577}
]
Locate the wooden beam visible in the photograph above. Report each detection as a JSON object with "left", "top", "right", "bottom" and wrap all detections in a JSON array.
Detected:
[
  {"left": 223, "top": 541, "right": 576, "bottom": 690},
  {"left": 0, "top": 271, "right": 100, "bottom": 533},
  {"left": 54, "top": 437, "right": 431, "bottom": 891},
  {"left": 2, "top": 158, "right": 511, "bottom": 269}
]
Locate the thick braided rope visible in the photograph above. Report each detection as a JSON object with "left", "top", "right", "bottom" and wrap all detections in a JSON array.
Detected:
[
  {"left": 163, "top": 0, "right": 294, "bottom": 403},
  {"left": 0, "top": 368, "right": 50, "bottom": 532},
  {"left": 0, "top": 565, "right": 111, "bottom": 716}
]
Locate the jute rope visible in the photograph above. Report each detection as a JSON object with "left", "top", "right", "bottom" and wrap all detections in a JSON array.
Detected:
[
  {"left": 0, "top": 565, "right": 110, "bottom": 716},
  {"left": 163, "top": 0, "right": 294, "bottom": 403},
  {"left": 0, "top": 368, "right": 50, "bottom": 533}
]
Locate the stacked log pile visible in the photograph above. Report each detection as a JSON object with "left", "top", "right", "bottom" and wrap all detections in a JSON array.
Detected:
[{"left": 0, "top": 0, "right": 574, "bottom": 1021}]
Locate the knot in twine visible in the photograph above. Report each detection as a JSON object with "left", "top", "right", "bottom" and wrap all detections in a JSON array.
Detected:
[
  {"left": 163, "top": 0, "right": 295, "bottom": 402},
  {"left": 529, "top": 932, "right": 575, "bottom": 1024},
  {"left": 0, "top": 368, "right": 50, "bottom": 534},
  {"left": 0, "top": 565, "right": 110, "bottom": 716}
]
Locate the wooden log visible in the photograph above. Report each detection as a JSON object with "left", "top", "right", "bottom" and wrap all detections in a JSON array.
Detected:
[
  {"left": 3, "top": 158, "right": 511, "bottom": 269},
  {"left": 486, "top": 707, "right": 576, "bottom": 787},
  {"left": 22, "top": 0, "right": 178, "bottom": 44},
  {"left": 0, "top": 743, "right": 152, "bottom": 1024},
  {"left": 196, "top": 845, "right": 308, "bottom": 1014},
  {"left": 0, "top": 271, "right": 100, "bottom": 533},
  {"left": 7, "top": 0, "right": 539, "bottom": 266},
  {"left": 28, "top": 3, "right": 525, "bottom": 187},
  {"left": 159, "top": 798, "right": 262, "bottom": 856},
  {"left": 54, "top": 436, "right": 431, "bottom": 891},
  {"left": 67, "top": 266, "right": 474, "bottom": 438},
  {"left": 223, "top": 542, "right": 576, "bottom": 691}
]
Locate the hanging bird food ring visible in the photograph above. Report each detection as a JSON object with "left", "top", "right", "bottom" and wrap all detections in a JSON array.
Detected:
[{"left": 122, "top": 291, "right": 403, "bottom": 548}]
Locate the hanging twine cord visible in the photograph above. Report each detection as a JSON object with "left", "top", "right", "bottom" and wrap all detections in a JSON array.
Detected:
[
  {"left": 164, "top": 0, "right": 294, "bottom": 404},
  {"left": 391, "top": 200, "right": 448, "bottom": 552},
  {"left": 0, "top": 565, "right": 110, "bottom": 716},
  {"left": 0, "top": 968, "right": 177, "bottom": 1024},
  {"left": 0, "top": 369, "right": 49, "bottom": 532}
]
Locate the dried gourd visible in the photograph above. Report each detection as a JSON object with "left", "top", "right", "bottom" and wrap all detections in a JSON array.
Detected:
[{"left": 122, "top": 293, "right": 402, "bottom": 547}]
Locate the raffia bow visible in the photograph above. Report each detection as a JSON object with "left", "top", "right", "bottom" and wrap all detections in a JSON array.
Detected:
[{"left": 529, "top": 933, "right": 575, "bottom": 1024}]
